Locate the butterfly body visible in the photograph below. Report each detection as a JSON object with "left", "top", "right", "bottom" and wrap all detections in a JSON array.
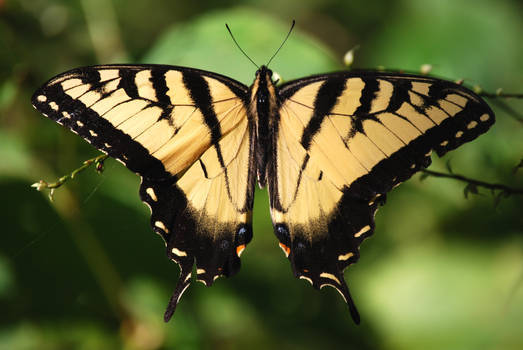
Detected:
[
  {"left": 32, "top": 63, "right": 494, "bottom": 324},
  {"left": 248, "top": 65, "right": 278, "bottom": 187}
]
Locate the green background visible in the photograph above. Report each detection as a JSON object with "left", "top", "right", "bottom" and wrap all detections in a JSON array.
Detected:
[{"left": 1, "top": 0, "right": 522, "bottom": 349}]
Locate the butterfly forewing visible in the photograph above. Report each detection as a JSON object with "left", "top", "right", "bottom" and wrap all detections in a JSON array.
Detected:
[
  {"left": 32, "top": 65, "right": 256, "bottom": 319},
  {"left": 269, "top": 72, "right": 494, "bottom": 322}
]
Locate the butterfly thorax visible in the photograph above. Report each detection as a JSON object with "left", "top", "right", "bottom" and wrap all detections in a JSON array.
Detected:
[{"left": 249, "top": 65, "right": 279, "bottom": 188}]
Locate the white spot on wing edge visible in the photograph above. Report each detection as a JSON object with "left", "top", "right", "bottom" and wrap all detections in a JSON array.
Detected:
[
  {"left": 37, "top": 95, "right": 47, "bottom": 102},
  {"left": 338, "top": 252, "right": 354, "bottom": 261},
  {"left": 116, "top": 158, "right": 127, "bottom": 166},
  {"left": 354, "top": 225, "right": 370, "bottom": 238},
  {"left": 184, "top": 272, "right": 192, "bottom": 283},
  {"left": 146, "top": 187, "right": 158, "bottom": 201},
  {"left": 171, "top": 247, "right": 187, "bottom": 257},
  {"left": 196, "top": 279, "right": 209, "bottom": 286},
  {"left": 155, "top": 220, "right": 168, "bottom": 232},
  {"left": 480, "top": 114, "right": 490, "bottom": 122},
  {"left": 49, "top": 101, "right": 59, "bottom": 111},
  {"left": 320, "top": 283, "right": 348, "bottom": 303},
  {"left": 196, "top": 268, "right": 206, "bottom": 275},
  {"left": 320, "top": 272, "right": 341, "bottom": 284},
  {"left": 299, "top": 275, "right": 313, "bottom": 285}
]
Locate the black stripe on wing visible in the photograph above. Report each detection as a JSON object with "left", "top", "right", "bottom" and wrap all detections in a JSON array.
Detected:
[
  {"left": 354, "top": 77, "right": 380, "bottom": 116},
  {"left": 183, "top": 70, "right": 227, "bottom": 167},
  {"left": 300, "top": 77, "right": 346, "bottom": 150},
  {"left": 32, "top": 68, "right": 170, "bottom": 180}
]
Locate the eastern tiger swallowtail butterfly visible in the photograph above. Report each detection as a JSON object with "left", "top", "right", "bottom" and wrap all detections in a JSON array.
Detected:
[{"left": 32, "top": 50, "right": 494, "bottom": 324}]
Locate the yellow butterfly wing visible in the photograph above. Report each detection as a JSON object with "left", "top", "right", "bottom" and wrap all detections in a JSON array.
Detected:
[
  {"left": 32, "top": 65, "right": 256, "bottom": 320},
  {"left": 270, "top": 72, "right": 495, "bottom": 323}
]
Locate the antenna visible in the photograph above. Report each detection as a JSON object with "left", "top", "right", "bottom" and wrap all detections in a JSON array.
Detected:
[
  {"left": 267, "top": 20, "right": 295, "bottom": 67},
  {"left": 226, "top": 23, "right": 259, "bottom": 69}
]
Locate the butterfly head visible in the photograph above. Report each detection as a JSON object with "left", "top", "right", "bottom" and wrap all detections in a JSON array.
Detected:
[
  {"left": 255, "top": 65, "right": 273, "bottom": 81},
  {"left": 253, "top": 65, "right": 277, "bottom": 104}
]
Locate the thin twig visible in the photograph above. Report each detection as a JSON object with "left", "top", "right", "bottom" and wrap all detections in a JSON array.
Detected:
[
  {"left": 487, "top": 99, "right": 523, "bottom": 125},
  {"left": 479, "top": 92, "right": 523, "bottom": 99},
  {"left": 32, "top": 154, "right": 108, "bottom": 200},
  {"left": 421, "top": 169, "right": 523, "bottom": 196}
]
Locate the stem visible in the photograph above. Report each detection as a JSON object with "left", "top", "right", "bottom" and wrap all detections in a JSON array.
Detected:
[
  {"left": 32, "top": 154, "right": 108, "bottom": 197},
  {"left": 479, "top": 92, "right": 523, "bottom": 99},
  {"left": 421, "top": 169, "right": 523, "bottom": 195},
  {"left": 487, "top": 99, "right": 523, "bottom": 125}
]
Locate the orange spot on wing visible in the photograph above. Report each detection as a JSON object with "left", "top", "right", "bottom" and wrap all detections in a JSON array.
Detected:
[
  {"left": 236, "top": 244, "right": 246, "bottom": 257},
  {"left": 279, "top": 242, "right": 291, "bottom": 257}
]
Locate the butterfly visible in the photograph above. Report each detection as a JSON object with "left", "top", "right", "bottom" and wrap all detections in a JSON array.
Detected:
[{"left": 32, "top": 54, "right": 494, "bottom": 324}]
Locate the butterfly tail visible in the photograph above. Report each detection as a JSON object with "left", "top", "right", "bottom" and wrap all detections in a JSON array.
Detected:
[
  {"left": 333, "top": 273, "right": 361, "bottom": 325},
  {"left": 164, "top": 261, "right": 193, "bottom": 322}
]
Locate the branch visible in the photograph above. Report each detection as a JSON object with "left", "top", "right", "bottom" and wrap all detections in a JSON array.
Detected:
[
  {"left": 471, "top": 86, "right": 523, "bottom": 125},
  {"left": 32, "top": 154, "right": 108, "bottom": 200},
  {"left": 478, "top": 91, "right": 523, "bottom": 99},
  {"left": 420, "top": 169, "right": 523, "bottom": 205},
  {"left": 487, "top": 98, "right": 523, "bottom": 125}
]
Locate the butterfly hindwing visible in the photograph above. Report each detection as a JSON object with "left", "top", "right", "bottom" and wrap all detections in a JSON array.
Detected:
[
  {"left": 270, "top": 72, "right": 494, "bottom": 321},
  {"left": 32, "top": 65, "right": 256, "bottom": 319}
]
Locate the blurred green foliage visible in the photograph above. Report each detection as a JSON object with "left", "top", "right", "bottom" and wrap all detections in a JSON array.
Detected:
[{"left": 1, "top": 0, "right": 522, "bottom": 349}]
